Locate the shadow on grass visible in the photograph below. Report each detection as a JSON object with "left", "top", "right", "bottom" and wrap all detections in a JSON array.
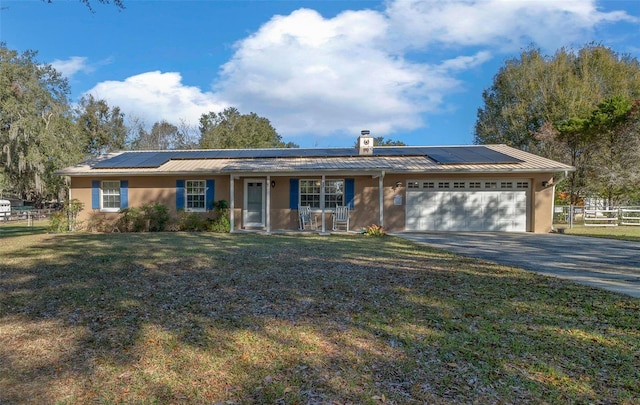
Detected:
[
  {"left": 0, "top": 232, "right": 639, "bottom": 403},
  {"left": 0, "top": 222, "right": 48, "bottom": 239}
]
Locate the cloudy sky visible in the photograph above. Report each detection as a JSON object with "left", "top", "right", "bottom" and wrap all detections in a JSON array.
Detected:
[{"left": 2, "top": 0, "right": 639, "bottom": 147}]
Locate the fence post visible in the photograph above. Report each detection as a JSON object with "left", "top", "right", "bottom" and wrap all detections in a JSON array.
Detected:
[{"left": 569, "top": 204, "right": 573, "bottom": 229}]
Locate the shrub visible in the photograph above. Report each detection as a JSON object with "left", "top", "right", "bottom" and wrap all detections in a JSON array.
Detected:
[
  {"left": 178, "top": 212, "right": 208, "bottom": 231},
  {"left": 47, "top": 211, "right": 66, "bottom": 233},
  {"left": 48, "top": 199, "right": 84, "bottom": 232},
  {"left": 116, "top": 203, "right": 170, "bottom": 232},
  {"left": 141, "top": 203, "right": 170, "bottom": 231},
  {"left": 207, "top": 209, "right": 230, "bottom": 233},
  {"left": 117, "top": 207, "right": 145, "bottom": 232},
  {"left": 363, "top": 224, "right": 386, "bottom": 236},
  {"left": 215, "top": 199, "right": 229, "bottom": 210}
]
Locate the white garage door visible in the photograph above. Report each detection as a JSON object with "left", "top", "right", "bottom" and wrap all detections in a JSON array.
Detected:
[{"left": 405, "top": 180, "right": 529, "bottom": 232}]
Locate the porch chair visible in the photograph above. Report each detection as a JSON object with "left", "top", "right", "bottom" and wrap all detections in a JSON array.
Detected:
[
  {"left": 298, "top": 205, "right": 318, "bottom": 230},
  {"left": 332, "top": 206, "right": 350, "bottom": 231}
]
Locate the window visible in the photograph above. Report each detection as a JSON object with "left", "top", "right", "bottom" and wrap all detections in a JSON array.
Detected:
[
  {"left": 485, "top": 182, "right": 497, "bottom": 189},
  {"left": 101, "top": 181, "right": 120, "bottom": 211},
  {"left": 300, "top": 179, "right": 344, "bottom": 209},
  {"left": 438, "top": 182, "right": 450, "bottom": 189},
  {"left": 469, "top": 182, "right": 481, "bottom": 189},
  {"left": 501, "top": 182, "right": 513, "bottom": 189},
  {"left": 423, "top": 182, "right": 435, "bottom": 189},
  {"left": 408, "top": 181, "right": 420, "bottom": 189},
  {"left": 516, "top": 182, "right": 529, "bottom": 189},
  {"left": 324, "top": 179, "right": 344, "bottom": 209},
  {"left": 186, "top": 180, "right": 206, "bottom": 211},
  {"left": 453, "top": 181, "right": 465, "bottom": 189},
  {"left": 300, "top": 179, "right": 321, "bottom": 208}
]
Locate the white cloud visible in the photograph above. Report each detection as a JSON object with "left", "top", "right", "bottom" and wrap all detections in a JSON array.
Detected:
[
  {"left": 82, "top": 0, "right": 637, "bottom": 142},
  {"left": 85, "top": 71, "right": 227, "bottom": 126},
  {"left": 50, "top": 56, "right": 92, "bottom": 78},
  {"left": 384, "top": 0, "right": 637, "bottom": 52},
  {"left": 216, "top": 8, "right": 443, "bottom": 137}
]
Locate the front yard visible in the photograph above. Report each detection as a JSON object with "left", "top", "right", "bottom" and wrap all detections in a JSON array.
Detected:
[
  {"left": 1, "top": 225, "right": 638, "bottom": 404},
  {"left": 558, "top": 224, "right": 640, "bottom": 242}
]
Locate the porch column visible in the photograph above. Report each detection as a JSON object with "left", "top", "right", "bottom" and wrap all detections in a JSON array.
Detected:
[
  {"left": 266, "top": 175, "right": 271, "bottom": 233},
  {"left": 229, "top": 174, "right": 235, "bottom": 233},
  {"left": 321, "top": 175, "right": 326, "bottom": 233},
  {"left": 379, "top": 171, "right": 385, "bottom": 227}
]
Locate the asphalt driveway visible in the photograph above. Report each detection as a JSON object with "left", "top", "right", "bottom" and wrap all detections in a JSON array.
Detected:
[{"left": 395, "top": 232, "right": 640, "bottom": 299}]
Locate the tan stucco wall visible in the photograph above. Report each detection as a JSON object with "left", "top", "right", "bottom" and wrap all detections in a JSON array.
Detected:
[
  {"left": 69, "top": 172, "right": 556, "bottom": 233},
  {"left": 70, "top": 175, "right": 230, "bottom": 227}
]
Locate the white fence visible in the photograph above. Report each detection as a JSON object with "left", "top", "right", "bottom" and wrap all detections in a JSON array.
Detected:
[
  {"left": 0, "top": 208, "right": 57, "bottom": 224},
  {"left": 554, "top": 206, "right": 640, "bottom": 227},
  {"left": 621, "top": 208, "right": 640, "bottom": 226}
]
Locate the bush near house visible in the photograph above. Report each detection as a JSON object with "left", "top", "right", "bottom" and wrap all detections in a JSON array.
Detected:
[
  {"left": 47, "top": 199, "right": 84, "bottom": 232},
  {"left": 76, "top": 200, "right": 230, "bottom": 233},
  {"left": 177, "top": 200, "right": 230, "bottom": 232},
  {"left": 363, "top": 224, "right": 386, "bottom": 236}
]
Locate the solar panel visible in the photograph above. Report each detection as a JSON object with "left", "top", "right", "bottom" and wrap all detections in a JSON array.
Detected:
[
  {"left": 91, "top": 145, "right": 522, "bottom": 169},
  {"left": 94, "top": 152, "right": 151, "bottom": 168},
  {"left": 425, "top": 146, "right": 522, "bottom": 164},
  {"left": 374, "top": 147, "right": 433, "bottom": 157}
]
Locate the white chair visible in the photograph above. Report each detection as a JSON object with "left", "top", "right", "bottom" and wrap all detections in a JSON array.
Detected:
[
  {"left": 298, "top": 205, "right": 318, "bottom": 230},
  {"left": 332, "top": 206, "right": 350, "bottom": 231}
]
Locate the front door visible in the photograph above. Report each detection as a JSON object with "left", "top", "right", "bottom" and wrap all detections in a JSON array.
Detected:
[{"left": 244, "top": 179, "right": 265, "bottom": 228}]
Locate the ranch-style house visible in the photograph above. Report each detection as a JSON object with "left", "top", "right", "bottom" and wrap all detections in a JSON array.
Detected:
[{"left": 57, "top": 131, "right": 574, "bottom": 233}]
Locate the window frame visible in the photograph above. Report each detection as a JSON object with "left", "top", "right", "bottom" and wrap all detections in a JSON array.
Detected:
[
  {"left": 100, "top": 180, "right": 121, "bottom": 212},
  {"left": 299, "top": 178, "right": 345, "bottom": 211},
  {"left": 185, "top": 179, "right": 206, "bottom": 212}
]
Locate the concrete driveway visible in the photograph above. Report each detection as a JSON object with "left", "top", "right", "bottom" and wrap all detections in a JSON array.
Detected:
[{"left": 395, "top": 232, "right": 640, "bottom": 299}]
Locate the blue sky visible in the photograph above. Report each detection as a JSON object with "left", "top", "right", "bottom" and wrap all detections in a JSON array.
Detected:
[{"left": 2, "top": 0, "right": 640, "bottom": 148}]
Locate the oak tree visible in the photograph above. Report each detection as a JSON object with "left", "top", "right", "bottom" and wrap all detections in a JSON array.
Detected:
[{"left": 199, "top": 107, "right": 297, "bottom": 149}]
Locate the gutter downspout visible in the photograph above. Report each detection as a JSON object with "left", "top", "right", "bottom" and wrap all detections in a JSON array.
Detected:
[
  {"left": 229, "top": 174, "right": 235, "bottom": 233},
  {"left": 379, "top": 171, "right": 385, "bottom": 227},
  {"left": 321, "top": 175, "right": 326, "bottom": 233},
  {"left": 551, "top": 182, "right": 556, "bottom": 232},
  {"left": 266, "top": 175, "right": 271, "bottom": 233}
]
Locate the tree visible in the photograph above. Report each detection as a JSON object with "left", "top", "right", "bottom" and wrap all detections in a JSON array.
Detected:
[
  {"left": 552, "top": 117, "right": 592, "bottom": 205},
  {"left": 586, "top": 97, "right": 640, "bottom": 206},
  {"left": 475, "top": 44, "right": 640, "bottom": 151},
  {"left": 76, "top": 94, "right": 127, "bottom": 156},
  {"left": 533, "top": 97, "right": 640, "bottom": 205},
  {"left": 199, "top": 107, "right": 298, "bottom": 149},
  {"left": 176, "top": 119, "right": 199, "bottom": 149},
  {"left": 130, "top": 120, "right": 186, "bottom": 150},
  {"left": 0, "top": 44, "right": 82, "bottom": 202},
  {"left": 42, "top": 0, "right": 125, "bottom": 12},
  {"left": 353, "top": 136, "right": 406, "bottom": 148},
  {"left": 374, "top": 137, "right": 406, "bottom": 146}
]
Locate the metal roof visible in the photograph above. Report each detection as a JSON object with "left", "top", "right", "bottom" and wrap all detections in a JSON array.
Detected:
[
  {"left": 92, "top": 145, "right": 523, "bottom": 169},
  {"left": 57, "top": 144, "right": 574, "bottom": 176}
]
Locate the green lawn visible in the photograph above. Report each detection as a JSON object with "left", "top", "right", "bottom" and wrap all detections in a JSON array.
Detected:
[
  {"left": 1, "top": 224, "right": 639, "bottom": 404},
  {"left": 556, "top": 224, "right": 640, "bottom": 242}
]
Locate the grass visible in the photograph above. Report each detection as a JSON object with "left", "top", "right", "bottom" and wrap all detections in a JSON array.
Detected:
[
  {"left": 555, "top": 224, "right": 640, "bottom": 242},
  {"left": 1, "top": 224, "right": 639, "bottom": 404}
]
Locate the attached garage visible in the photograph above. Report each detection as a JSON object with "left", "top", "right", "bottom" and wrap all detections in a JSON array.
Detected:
[{"left": 405, "top": 179, "right": 529, "bottom": 232}]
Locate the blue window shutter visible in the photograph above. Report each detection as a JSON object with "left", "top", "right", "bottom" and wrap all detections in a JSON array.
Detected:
[
  {"left": 345, "top": 178, "right": 355, "bottom": 209},
  {"left": 120, "top": 180, "right": 128, "bottom": 209},
  {"left": 206, "top": 179, "right": 215, "bottom": 210},
  {"left": 289, "top": 178, "right": 299, "bottom": 209},
  {"left": 91, "top": 180, "right": 100, "bottom": 209},
  {"left": 176, "top": 180, "right": 185, "bottom": 210}
]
